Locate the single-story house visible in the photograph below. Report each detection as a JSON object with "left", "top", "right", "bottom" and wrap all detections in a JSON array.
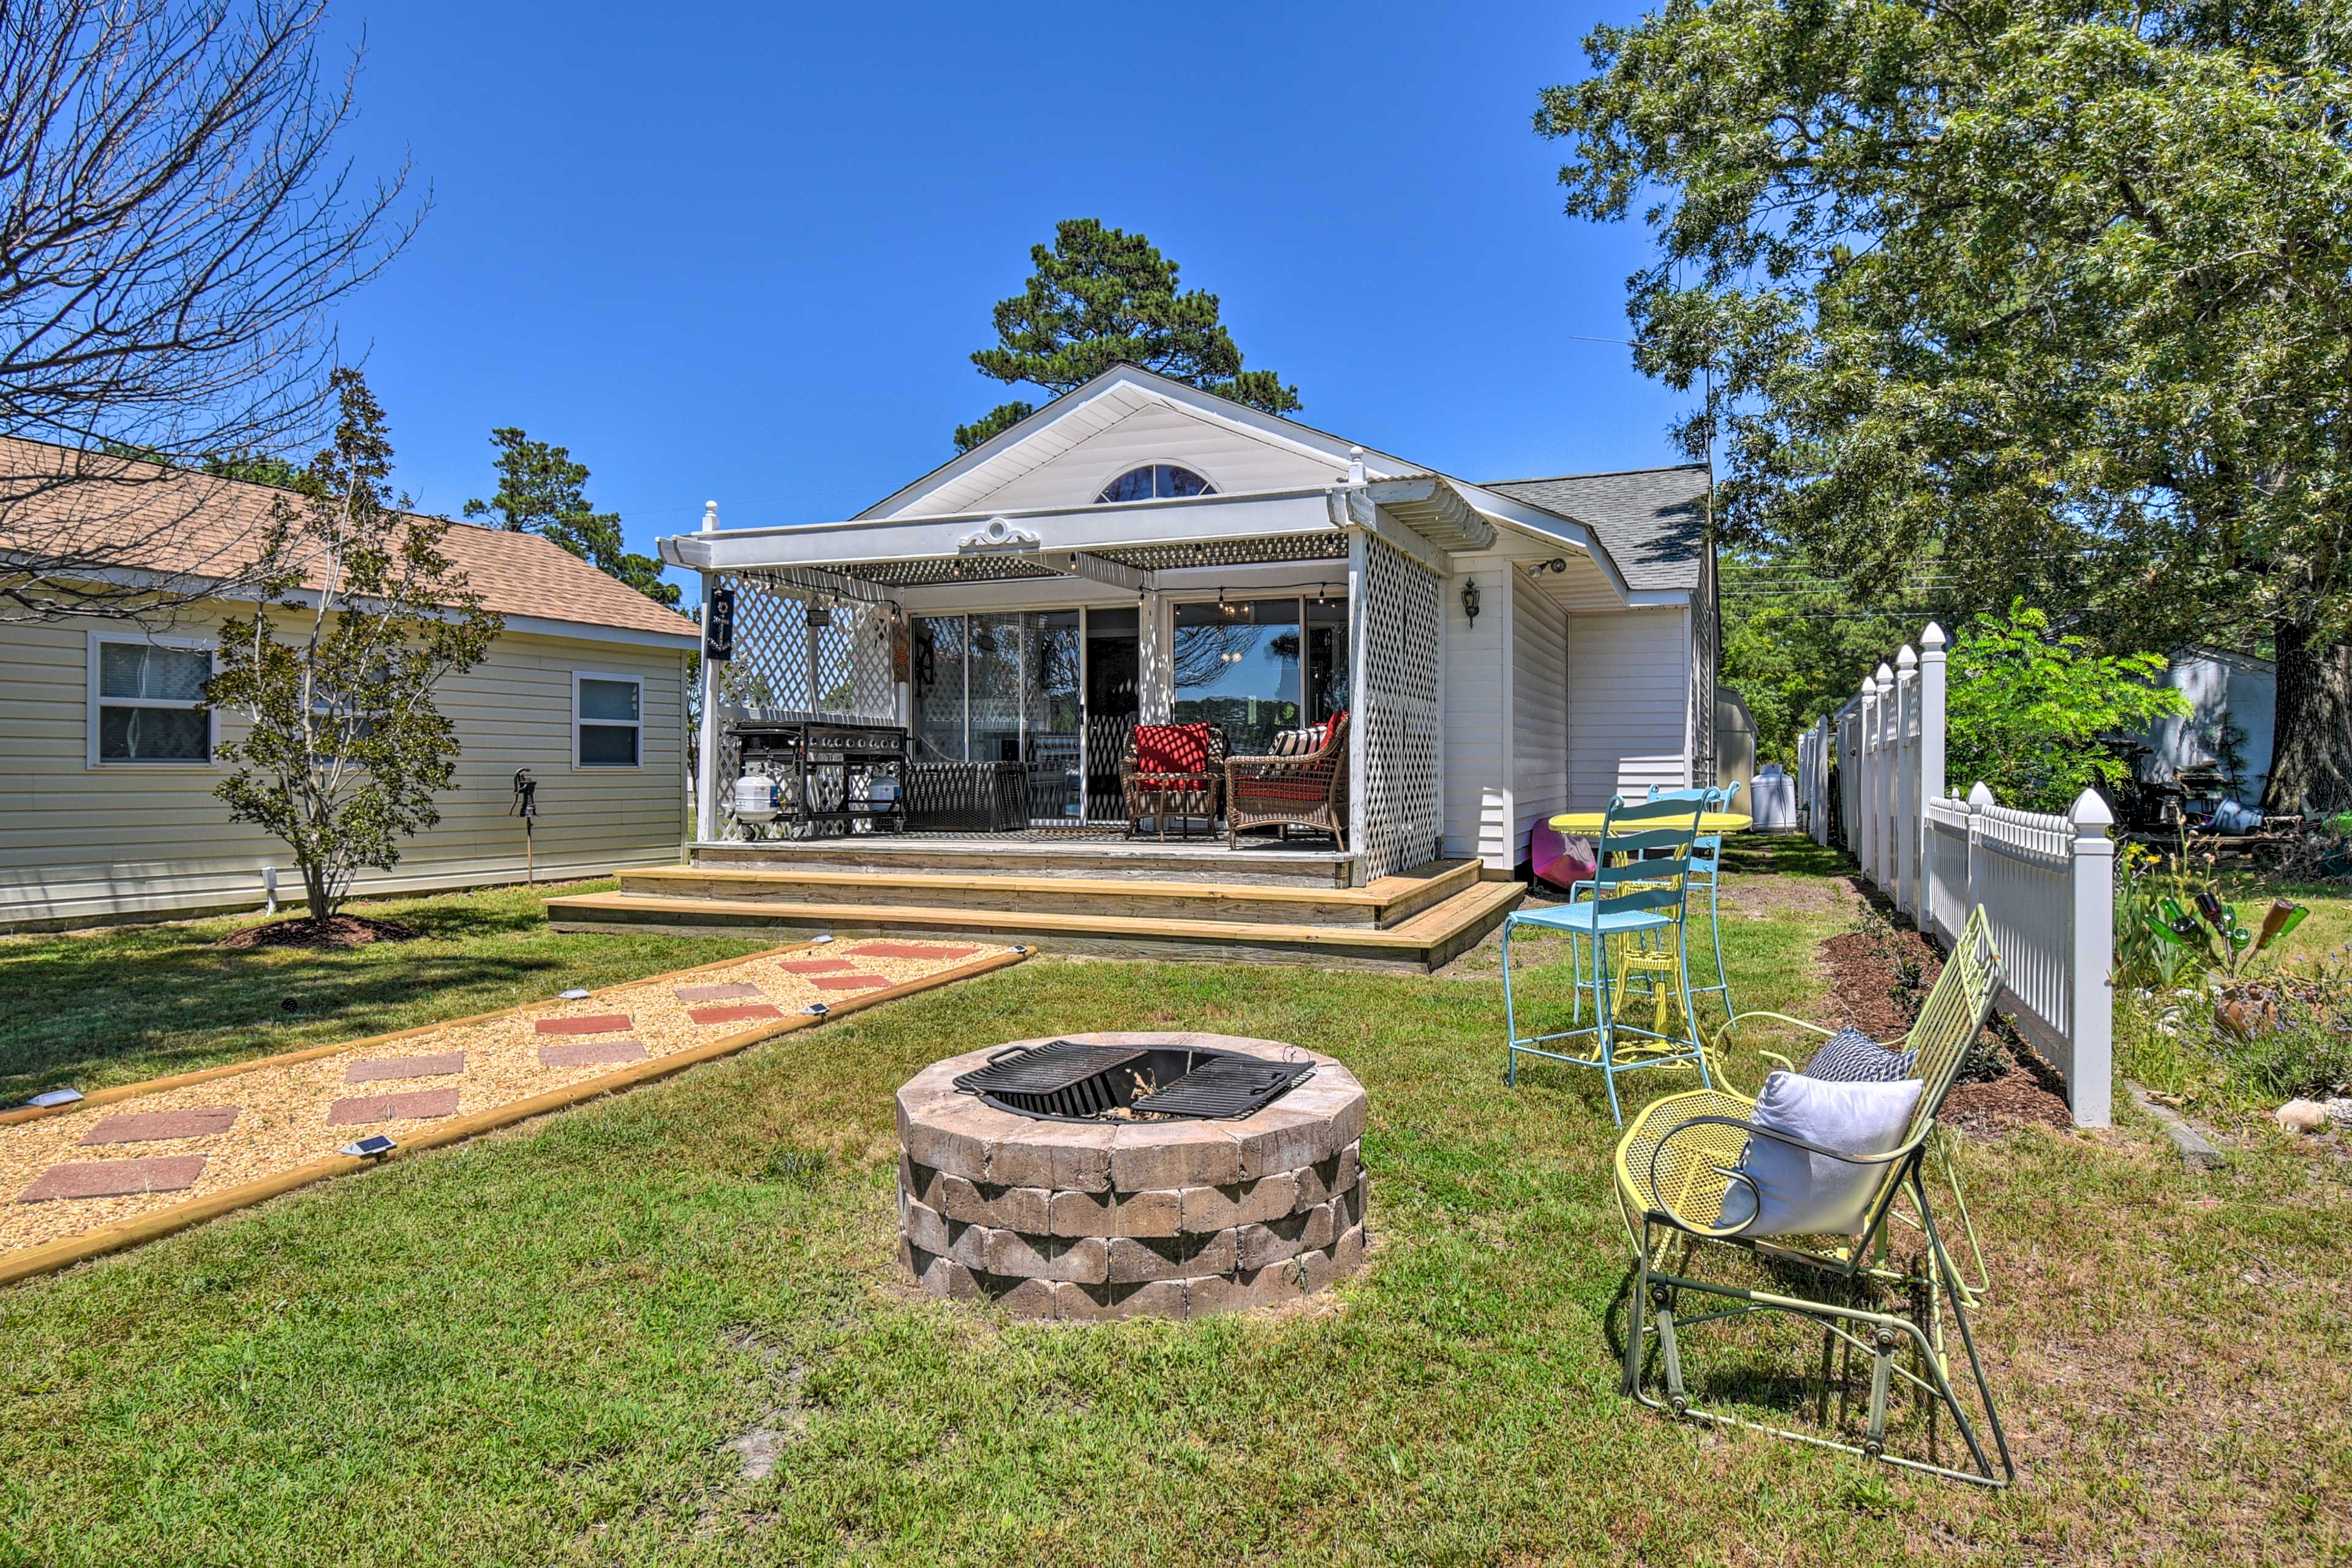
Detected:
[
  {"left": 0, "top": 440, "right": 698, "bottom": 931},
  {"left": 662, "top": 363, "right": 1717, "bottom": 881}
]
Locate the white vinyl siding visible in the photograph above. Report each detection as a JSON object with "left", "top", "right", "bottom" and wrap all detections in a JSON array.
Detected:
[
  {"left": 951, "top": 402, "right": 1341, "bottom": 515},
  {"left": 1441, "top": 554, "right": 1510, "bottom": 868},
  {"left": 1512, "top": 572, "right": 1570, "bottom": 866},
  {"left": 1566, "top": 609, "right": 1692, "bottom": 808},
  {"left": 1, "top": 611, "right": 687, "bottom": 929}
]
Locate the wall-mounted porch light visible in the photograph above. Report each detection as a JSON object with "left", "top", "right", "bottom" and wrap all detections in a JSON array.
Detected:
[{"left": 1461, "top": 577, "right": 1481, "bottom": 627}]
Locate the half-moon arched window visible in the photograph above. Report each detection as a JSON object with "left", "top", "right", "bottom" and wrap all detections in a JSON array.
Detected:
[{"left": 1096, "top": 464, "right": 1216, "bottom": 504}]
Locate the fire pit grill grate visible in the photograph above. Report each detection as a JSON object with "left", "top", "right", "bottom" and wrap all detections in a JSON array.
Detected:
[
  {"left": 952, "top": 1039, "right": 1313, "bottom": 1123},
  {"left": 1129, "top": 1054, "right": 1314, "bottom": 1118},
  {"left": 952, "top": 1042, "right": 1150, "bottom": 1119}
]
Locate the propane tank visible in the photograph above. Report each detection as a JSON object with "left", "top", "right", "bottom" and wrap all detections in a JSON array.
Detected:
[{"left": 733, "top": 769, "right": 780, "bottom": 823}]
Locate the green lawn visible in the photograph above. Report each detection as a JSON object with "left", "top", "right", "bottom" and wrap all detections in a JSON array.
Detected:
[
  {"left": 0, "top": 852, "right": 2345, "bottom": 1566},
  {"left": 0, "top": 880, "right": 768, "bottom": 1101}
]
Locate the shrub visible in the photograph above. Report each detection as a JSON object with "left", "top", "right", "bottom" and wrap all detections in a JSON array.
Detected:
[{"left": 1945, "top": 603, "right": 2188, "bottom": 813}]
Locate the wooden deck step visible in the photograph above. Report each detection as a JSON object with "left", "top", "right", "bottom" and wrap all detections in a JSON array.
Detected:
[
  {"left": 545, "top": 878, "right": 1526, "bottom": 974},
  {"left": 687, "top": 839, "right": 1354, "bottom": 888},
  {"left": 616, "top": 859, "right": 1481, "bottom": 929}
]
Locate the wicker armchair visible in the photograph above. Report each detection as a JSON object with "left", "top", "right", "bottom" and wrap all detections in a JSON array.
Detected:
[
  {"left": 1120, "top": 722, "right": 1227, "bottom": 840},
  {"left": 1226, "top": 710, "right": 1349, "bottom": 849}
]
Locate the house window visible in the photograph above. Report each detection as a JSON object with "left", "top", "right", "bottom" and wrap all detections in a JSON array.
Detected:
[
  {"left": 1096, "top": 464, "right": 1215, "bottom": 503},
  {"left": 89, "top": 635, "right": 212, "bottom": 764},
  {"left": 575, "top": 672, "right": 642, "bottom": 766}
]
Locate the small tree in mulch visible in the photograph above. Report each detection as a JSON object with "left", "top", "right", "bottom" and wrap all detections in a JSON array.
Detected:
[{"left": 205, "top": 370, "right": 503, "bottom": 934}]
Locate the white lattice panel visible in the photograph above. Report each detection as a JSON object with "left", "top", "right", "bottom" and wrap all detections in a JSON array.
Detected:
[
  {"left": 1354, "top": 533, "right": 1443, "bottom": 881},
  {"left": 712, "top": 571, "right": 902, "bottom": 839}
]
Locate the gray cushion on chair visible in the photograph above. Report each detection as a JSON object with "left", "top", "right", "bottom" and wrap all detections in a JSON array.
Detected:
[
  {"left": 1801, "top": 1025, "right": 1919, "bottom": 1082},
  {"left": 1717, "top": 1071, "right": 1923, "bottom": 1237}
]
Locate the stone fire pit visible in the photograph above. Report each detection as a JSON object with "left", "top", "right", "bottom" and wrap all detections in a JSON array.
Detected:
[{"left": 895, "top": 1031, "right": 1368, "bottom": 1321}]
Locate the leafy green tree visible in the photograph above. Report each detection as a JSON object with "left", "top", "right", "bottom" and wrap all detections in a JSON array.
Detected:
[
  {"left": 464, "top": 428, "right": 679, "bottom": 606},
  {"left": 1720, "top": 549, "right": 1926, "bottom": 761},
  {"left": 1944, "top": 604, "right": 2188, "bottom": 813},
  {"left": 1537, "top": 0, "right": 2352, "bottom": 809},
  {"left": 956, "top": 219, "right": 1301, "bottom": 451},
  {"left": 206, "top": 371, "right": 503, "bottom": 921}
]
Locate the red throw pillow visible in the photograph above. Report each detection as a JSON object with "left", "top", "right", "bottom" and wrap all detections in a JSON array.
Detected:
[{"left": 1134, "top": 723, "right": 1211, "bottom": 773}]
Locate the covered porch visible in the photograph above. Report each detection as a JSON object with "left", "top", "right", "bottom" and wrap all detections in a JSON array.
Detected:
[{"left": 668, "top": 472, "right": 1493, "bottom": 887}]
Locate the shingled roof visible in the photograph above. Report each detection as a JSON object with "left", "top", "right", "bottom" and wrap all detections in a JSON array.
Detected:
[
  {"left": 1482, "top": 465, "right": 1711, "bottom": 592},
  {"left": 0, "top": 437, "right": 697, "bottom": 640}
]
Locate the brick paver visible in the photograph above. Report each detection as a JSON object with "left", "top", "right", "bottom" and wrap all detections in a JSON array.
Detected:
[
  {"left": 325, "top": 1088, "right": 462, "bottom": 1126},
  {"left": 810, "top": 973, "right": 892, "bottom": 992},
  {"left": 685, "top": 1003, "right": 785, "bottom": 1025},
  {"left": 78, "top": 1107, "right": 240, "bottom": 1146},
  {"left": 674, "top": 982, "right": 763, "bottom": 1003},
  {"left": 537, "top": 1038, "right": 650, "bottom": 1068},
  {"left": 18, "top": 1155, "right": 208, "bottom": 1203},
  {"left": 344, "top": 1051, "right": 466, "bottom": 1084},
  {"left": 534, "top": 1014, "right": 633, "bottom": 1036},
  {"left": 778, "top": 958, "right": 858, "bottom": 975}
]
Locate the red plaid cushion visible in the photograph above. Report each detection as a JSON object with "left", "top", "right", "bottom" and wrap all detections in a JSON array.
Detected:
[
  {"left": 1134, "top": 723, "right": 1212, "bottom": 772},
  {"left": 1243, "top": 777, "right": 1332, "bottom": 803},
  {"left": 1133, "top": 772, "right": 1210, "bottom": 788}
]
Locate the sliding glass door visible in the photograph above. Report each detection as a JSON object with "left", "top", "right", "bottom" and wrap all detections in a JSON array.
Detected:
[
  {"left": 907, "top": 608, "right": 1140, "bottom": 826},
  {"left": 1170, "top": 595, "right": 1350, "bottom": 756}
]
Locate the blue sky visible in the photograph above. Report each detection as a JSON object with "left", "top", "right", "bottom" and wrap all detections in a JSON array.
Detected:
[{"left": 325, "top": 2, "right": 1685, "bottom": 598}]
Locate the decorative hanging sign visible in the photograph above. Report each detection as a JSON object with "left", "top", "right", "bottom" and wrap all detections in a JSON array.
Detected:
[{"left": 704, "top": 587, "right": 736, "bottom": 662}]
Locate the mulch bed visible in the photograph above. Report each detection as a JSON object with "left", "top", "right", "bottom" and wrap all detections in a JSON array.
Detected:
[
  {"left": 1818, "top": 884, "right": 2073, "bottom": 1136},
  {"left": 217, "top": 914, "right": 420, "bottom": 950}
]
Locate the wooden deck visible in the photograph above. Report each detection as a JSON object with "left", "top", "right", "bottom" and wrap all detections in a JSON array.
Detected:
[{"left": 546, "top": 855, "right": 1523, "bottom": 973}]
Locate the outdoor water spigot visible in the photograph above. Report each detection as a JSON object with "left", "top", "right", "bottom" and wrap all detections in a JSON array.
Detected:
[{"left": 511, "top": 768, "right": 538, "bottom": 818}]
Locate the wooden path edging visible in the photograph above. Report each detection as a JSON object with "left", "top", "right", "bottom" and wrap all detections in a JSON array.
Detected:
[
  {"left": 0, "top": 941, "right": 831, "bottom": 1130},
  {"left": 0, "top": 943, "right": 1032, "bottom": 1288}
]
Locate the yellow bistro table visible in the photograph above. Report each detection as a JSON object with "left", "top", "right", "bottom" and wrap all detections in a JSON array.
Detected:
[{"left": 1547, "top": 811, "right": 1752, "bottom": 837}]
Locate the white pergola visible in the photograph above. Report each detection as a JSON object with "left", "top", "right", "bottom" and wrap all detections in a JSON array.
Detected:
[{"left": 661, "top": 470, "right": 1616, "bottom": 883}]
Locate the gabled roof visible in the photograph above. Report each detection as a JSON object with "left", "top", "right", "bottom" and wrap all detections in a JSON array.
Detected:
[
  {"left": 0, "top": 437, "right": 698, "bottom": 641},
  {"left": 1480, "top": 467, "right": 1711, "bottom": 592},
  {"left": 856, "top": 362, "right": 1421, "bottom": 520}
]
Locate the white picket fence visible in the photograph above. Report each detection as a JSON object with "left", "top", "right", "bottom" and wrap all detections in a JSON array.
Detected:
[{"left": 1796, "top": 624, "right": 2114, "bottom": 1126}]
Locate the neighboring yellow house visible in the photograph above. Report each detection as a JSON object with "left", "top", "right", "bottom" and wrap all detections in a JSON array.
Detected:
[{"left": 0, "top": 444, "right": 698, "bottom": 930}]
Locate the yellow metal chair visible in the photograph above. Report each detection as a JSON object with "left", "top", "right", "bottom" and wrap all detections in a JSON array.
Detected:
[{"left": 1611, "top": 906, "right": 2015, "bottom": 1487}]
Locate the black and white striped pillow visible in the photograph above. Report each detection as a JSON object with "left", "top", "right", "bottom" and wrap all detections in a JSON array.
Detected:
[{"left": 1801, "top": 1026, "right": 1918, "bottom": 1082}]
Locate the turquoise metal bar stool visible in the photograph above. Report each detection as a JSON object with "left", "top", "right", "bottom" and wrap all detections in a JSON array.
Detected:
[{"left": 1501, "top": 793, "right": 1711, "bottom": 1124}]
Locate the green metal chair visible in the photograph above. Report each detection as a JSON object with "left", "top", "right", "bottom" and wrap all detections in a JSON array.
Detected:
[
  {"left": 1502, "top": 793, "right": 1710, "bottom": 1124},
  {"left": 1611, "top": 905, "right": 2015, "bottom": 1487}
]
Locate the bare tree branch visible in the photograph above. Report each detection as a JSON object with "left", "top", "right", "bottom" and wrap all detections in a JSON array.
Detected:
[{"left": 0, "top": 0, "right": 421, "bottom": 624}]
